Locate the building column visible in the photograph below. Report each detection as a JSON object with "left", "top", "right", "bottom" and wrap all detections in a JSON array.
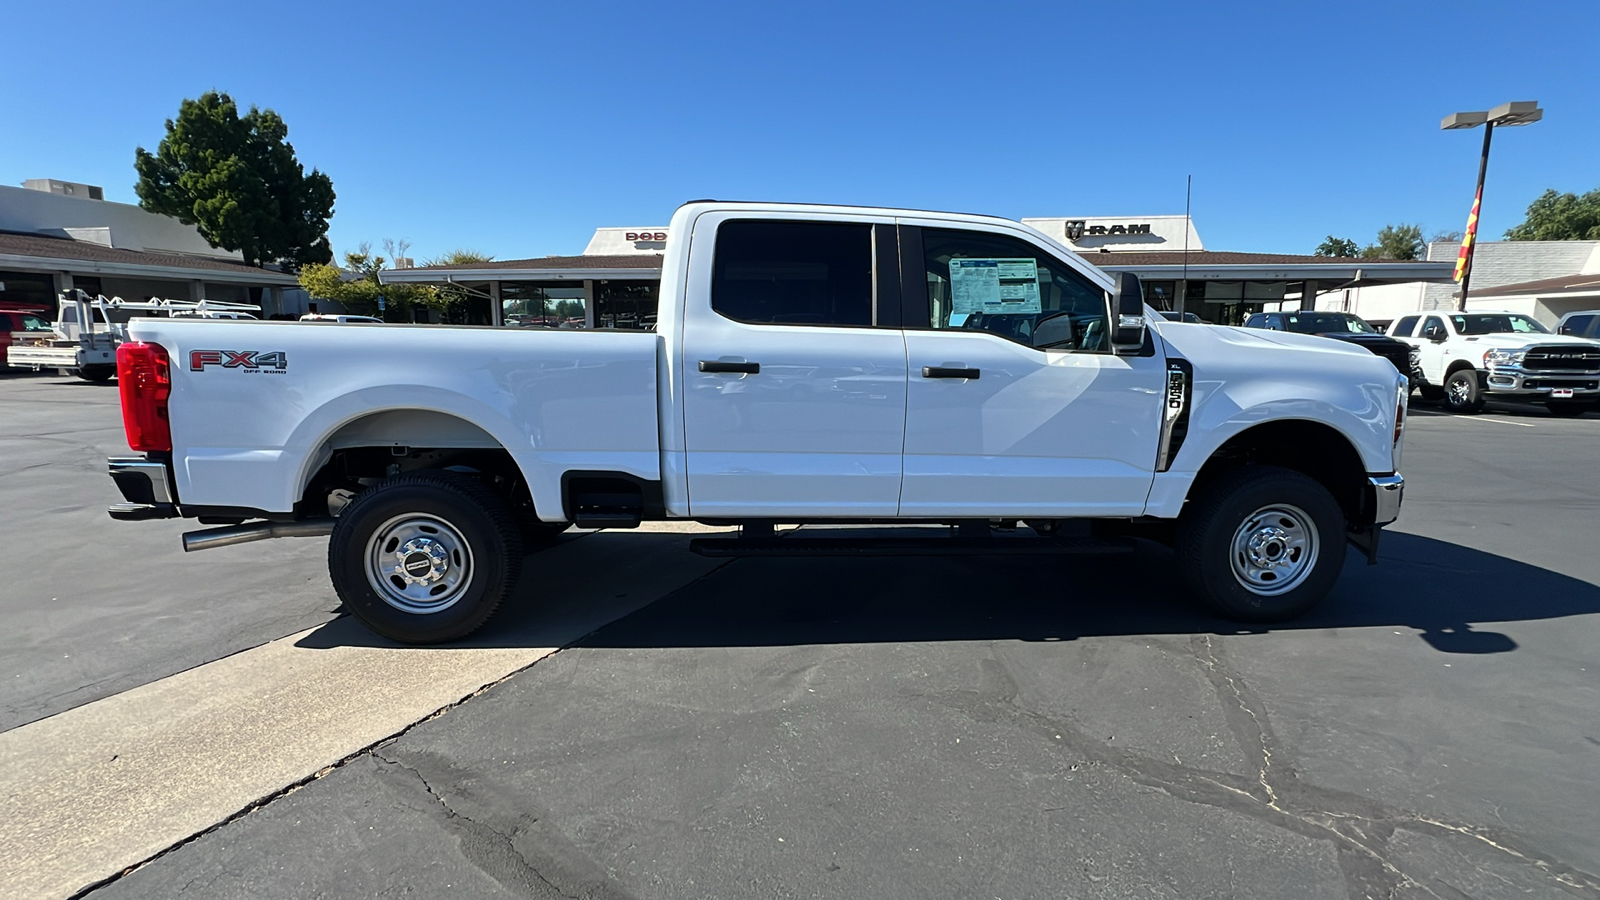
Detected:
[
  {"left": 53, "top": 272, "right": 74, "bottom": 297},
  {"left": 583, "top": 280, "right": 596, "bottom": 329},
  {"left": 1299, "top": 280, "right": 1320, "bottom": 311},
  {"left": 188, "top": 280, "right": 206, "bottom": 303},
  {"left": 1174, "top": 280, "right": 1188, "bottom": 316},
  {"left": 489, "top": 282, "right": 503, "bottom": 327}
]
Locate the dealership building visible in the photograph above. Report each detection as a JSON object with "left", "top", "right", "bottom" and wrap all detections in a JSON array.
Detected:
[
  {"left": 381, "top": 215, "right": 1454, "bottom": 327},
  {"left": 0, "top": 179, "right": 307, "bottom": 315}
]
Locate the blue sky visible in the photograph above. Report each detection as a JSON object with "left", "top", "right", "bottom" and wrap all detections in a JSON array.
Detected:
[{"left": 3, "top": 0, "right": 1596, "bottom": 262}]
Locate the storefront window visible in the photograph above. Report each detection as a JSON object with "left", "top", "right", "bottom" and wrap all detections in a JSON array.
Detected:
[
  {"left": 501, "top": 283, "right": 586, "bottom": 328},
  {"left": 595, "top": 280, "right": 659, "bottom": 330}
]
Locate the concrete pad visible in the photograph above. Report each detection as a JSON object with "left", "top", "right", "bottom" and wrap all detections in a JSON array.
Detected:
[{"left": 0, "top": 525, "right": 733, "bottom": 899}]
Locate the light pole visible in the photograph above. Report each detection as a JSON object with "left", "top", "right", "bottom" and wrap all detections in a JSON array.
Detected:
[{"left": 1441, "top": 101, "right": 1543, "bottom": 311}]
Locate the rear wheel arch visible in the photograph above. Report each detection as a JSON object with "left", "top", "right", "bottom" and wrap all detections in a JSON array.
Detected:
[{"left": 296, "top": 408, "right": 562, "bottom": 542}]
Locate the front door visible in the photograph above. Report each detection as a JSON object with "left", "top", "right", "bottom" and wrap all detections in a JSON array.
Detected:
[
  {"left": 680, "top": 217, "right": 908, "bottom": 517},
  {"left": 898, "top": 223, "right": 1165, "bottom": 517}
]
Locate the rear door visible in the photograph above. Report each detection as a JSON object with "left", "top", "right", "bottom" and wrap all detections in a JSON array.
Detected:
[
  {"left": 897, "top": 223, "right": 1166, "bottom": 517},
  {"left": 679, "top": 214, "right": 908, "bottom": 517}
]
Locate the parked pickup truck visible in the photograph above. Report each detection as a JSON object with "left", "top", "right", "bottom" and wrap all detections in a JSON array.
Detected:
[
  {"left": 106, "top": 202, "right": 1408, "bottom": 643},
  {"left": 1388, "top": 310, "right": 1600, "bottom": 415}
]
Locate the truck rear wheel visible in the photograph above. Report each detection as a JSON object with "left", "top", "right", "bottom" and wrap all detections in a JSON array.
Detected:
[
  {"left": 76, "top": 365, "right": 115, "bottom": 382},
  {"left": 329, "top": 471, "right": 523, "bottom": 644},
  {"left": 1443, "top": 369, "right": 1484, "bottom": 413},
  {"left": 1176, "top": 466, "right": 1345, "bottom": 623}
]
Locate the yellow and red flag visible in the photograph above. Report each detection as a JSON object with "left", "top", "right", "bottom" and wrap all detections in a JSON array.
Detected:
[{"left": 1454, "top": 187, "right": 1482, "bottom": 282}]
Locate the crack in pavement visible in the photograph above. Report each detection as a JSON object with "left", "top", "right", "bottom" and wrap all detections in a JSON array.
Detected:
[
  {"left": 371, "top": 748, "right": 637, "bottom": 900},
  {"left": 926, "top": 642, "right": 1600, "bottom": 900}
]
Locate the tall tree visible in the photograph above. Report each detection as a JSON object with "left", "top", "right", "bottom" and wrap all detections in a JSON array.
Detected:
[
  {"left": 1314, "top": 235, "right": 1360, "bottom": 257},
  {"left": 135, "top": 92, "right": 335, "bottom": 269},
  {"left": 1504, "top": 188, "right": 1600, "bottom": 241},
  {"left": 1361, "top": 223, "right": 1425, "bottom": 260}
]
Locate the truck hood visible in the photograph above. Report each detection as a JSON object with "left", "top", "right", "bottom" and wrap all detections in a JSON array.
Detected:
[{"left": 1445, "top": 333, "right": 1600, "bottom": 350}]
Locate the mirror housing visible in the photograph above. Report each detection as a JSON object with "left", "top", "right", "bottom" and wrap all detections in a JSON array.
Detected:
[{"left": 1110, "top": 272, "right": 1146, "bottom": 352}]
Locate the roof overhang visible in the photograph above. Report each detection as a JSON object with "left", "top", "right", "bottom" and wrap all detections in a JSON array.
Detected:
[
  {"left": 378, "top": 266, "right": 662, "bottom": 284},
  {"left": 0, "top": 252, "right": 300, "bottom": 286},
  {"left": 1090, "top": 260, "right": 1456, "bottom": 284}
]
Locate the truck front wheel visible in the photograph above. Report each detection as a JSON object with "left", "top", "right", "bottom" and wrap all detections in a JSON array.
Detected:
[
  {"left": 1443, "top": 369, "right": 1484, "bottom": 413},
  {"left": 329, "top": 472, "right": 524, "bottom": 644},
  {"left": 1176, "top": 466, "right": 1345, "bottom": 622}
]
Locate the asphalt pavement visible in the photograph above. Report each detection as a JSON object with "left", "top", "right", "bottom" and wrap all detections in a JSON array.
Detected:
[{"left": 3, "top": 372, "right": 1598, "bottom": 900}]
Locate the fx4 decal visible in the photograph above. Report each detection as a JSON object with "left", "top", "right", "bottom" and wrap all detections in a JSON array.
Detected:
[{"left": 190, "top": 350, "right": 288, "bottom": 372}]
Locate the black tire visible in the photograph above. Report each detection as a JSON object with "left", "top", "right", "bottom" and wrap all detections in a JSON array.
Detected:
[
  {"left": 76, "top": 365, "right": 115, "bottom": 382},
  {"left": 328, "top": 471, "right": 523, "bottom": 644},
  {"left": 1546, "top": 400, "right": 1595, "bottom": 417},
  {"left": 1442, "top": 368, "right": 1484, "bottom": 414},
  {"left": 1176, "top": 465, "right": 1346, "bottom": 622},
  {"left": 1417, "top": 383, "right": 1445, "bottom": 403}
]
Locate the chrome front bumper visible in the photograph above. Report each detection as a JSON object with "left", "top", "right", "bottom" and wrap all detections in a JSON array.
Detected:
[
  {"left": 1484, "top": 365, "right": 1600, "bottom": 396},
  {"left": 1368, "top": 474, "right": 1403, "bottom": 526}
]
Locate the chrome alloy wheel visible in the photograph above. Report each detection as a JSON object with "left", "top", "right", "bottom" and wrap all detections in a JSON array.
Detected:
[
  {"left": 364, "top": 514, "right": 475, "bottom": 614},
  {"left": 1448, "top": 378, "right": 1471, "bottom": 405},
  {"left": 1229, "top": 504, "right": 1319, "bottom": 596}
]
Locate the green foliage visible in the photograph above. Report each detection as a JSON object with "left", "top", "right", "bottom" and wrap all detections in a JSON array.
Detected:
[
  {"left": 1314, "top": 236, "right": 1361, "bottom": 257},
  {"left": 425, "top": 249, "right": 495, "bottom": 266},
  {"left": 135, "top": 91, "right": 335, "bottom": 269},
  {"left": 298, "top": 242, "right": 438, "bottom": 321},
  {"left": 299, "top": 244, "right": 503, "bottom": 322},
  {"left": 1505, "top": 188, "right": 1600, "bottom": 241},
  {"left": 1360, "top": 223, "right": 1425, "bottom": 261}
]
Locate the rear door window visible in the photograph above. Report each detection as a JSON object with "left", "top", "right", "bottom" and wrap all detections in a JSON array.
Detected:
[
  {"left": 711, "top": 221, "right": 873, "bottom": 327},
  {"left": 1391, "top": 315, "right": 1419, "bottom": 337}
]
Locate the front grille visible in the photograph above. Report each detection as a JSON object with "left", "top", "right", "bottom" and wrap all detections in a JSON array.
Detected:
[
  {"left": 1523, "top": 345, "right": 1600, "bottom": 371},
  {"left": 1377, "top": 347, "right": 1410, "bottom": 374},
  {"left": 1523, "top": 379, "right": 1599, "bottom": 391}
]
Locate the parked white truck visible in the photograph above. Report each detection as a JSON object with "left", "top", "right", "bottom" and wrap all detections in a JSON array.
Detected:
[
  {"left": 1387, "top": 310, "right": 1600, "bottom": 415},
  {"left": 106, "top": 202, "right": 1407, "bottom": 642}
]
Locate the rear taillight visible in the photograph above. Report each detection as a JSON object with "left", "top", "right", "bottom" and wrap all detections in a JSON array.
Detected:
[{"left": 118, "top": 341, "right": 172, "bottom": 452}]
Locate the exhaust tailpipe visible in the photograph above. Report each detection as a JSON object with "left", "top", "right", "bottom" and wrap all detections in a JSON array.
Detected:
[{"left": 182, "top": 519, "right": 336, "bottom": 553}]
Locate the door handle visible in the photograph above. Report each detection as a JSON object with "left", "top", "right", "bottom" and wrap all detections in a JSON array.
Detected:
[
  {"left": 699, "top": 360, "right": 760, "bottom": 375},
  {"left": 922, "top": 366, "right": 980, "bottom": 379}
]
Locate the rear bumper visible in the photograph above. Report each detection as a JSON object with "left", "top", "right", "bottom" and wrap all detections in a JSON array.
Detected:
[{"left": 108, "top": 457, "right": 179, "bottom": 520}]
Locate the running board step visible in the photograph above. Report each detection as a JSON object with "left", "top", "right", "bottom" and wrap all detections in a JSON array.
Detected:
[{"left": 689, "top": 536, "right": 1135, "bottom": 558}]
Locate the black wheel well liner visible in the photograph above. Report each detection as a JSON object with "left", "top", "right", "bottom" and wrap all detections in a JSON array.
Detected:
[
  {"left": 302, "top": 445, "right": 534, "bottom": 519},
  {"left": 1191, "top": 420, "right": 1369, "bottom": 526}
]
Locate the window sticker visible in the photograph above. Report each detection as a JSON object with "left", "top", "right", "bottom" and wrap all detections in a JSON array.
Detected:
[{"left": 949, "top": 258, "right": 1041, "bottom": 315}]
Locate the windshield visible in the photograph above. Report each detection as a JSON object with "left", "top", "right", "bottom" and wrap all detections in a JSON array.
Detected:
[
  {"left": 1450, "top": 313, "right": 1549, "bottom": 335},
  {"left": 1281, "top": 312, "right": 1375, "bottom": 334}
]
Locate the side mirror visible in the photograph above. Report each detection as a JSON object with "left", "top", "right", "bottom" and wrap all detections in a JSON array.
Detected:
[
  {"left": 1110, "top": 272, "right": 1146, "bottom": 352},
  {"left": 1428, "top": 331, "right": 1447, "bottom": 343}
]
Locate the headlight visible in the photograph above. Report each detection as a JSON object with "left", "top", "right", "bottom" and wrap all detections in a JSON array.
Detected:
[{"left": 1484, "top": 348, "right": 1525, "bottom": 367}]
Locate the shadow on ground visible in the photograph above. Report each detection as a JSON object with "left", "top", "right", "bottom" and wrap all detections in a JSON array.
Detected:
[{"left": 301, "top": 530, "right": 1598, "bottom": 655}]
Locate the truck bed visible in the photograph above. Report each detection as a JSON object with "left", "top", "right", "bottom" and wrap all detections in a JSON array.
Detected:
[{"left": 124, "top": 319, "right": 662, "bottom": 515}]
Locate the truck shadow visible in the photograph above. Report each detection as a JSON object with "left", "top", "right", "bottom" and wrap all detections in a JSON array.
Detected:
[
  {"left": 558, "top": 532, "right": 1589, "bottom": 656},
  {"left": 299, "top": 530, "right": 1597, "bottom": 655}
]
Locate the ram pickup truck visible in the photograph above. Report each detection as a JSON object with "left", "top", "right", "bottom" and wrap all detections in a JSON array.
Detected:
[
  {"left": 1388, "top": 310, "right": 1600, "bottom": 415},
  {"left": 106, "top": 202, "right": 1408, "bottom": 643}
]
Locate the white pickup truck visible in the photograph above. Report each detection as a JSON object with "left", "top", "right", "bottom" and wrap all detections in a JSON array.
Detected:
[
  {"left": 106, "top": 202, "right": 1407, "bottom": 642},
  {"left": 1388, "top": 310, "right": 1600, "bottom": 415}
]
